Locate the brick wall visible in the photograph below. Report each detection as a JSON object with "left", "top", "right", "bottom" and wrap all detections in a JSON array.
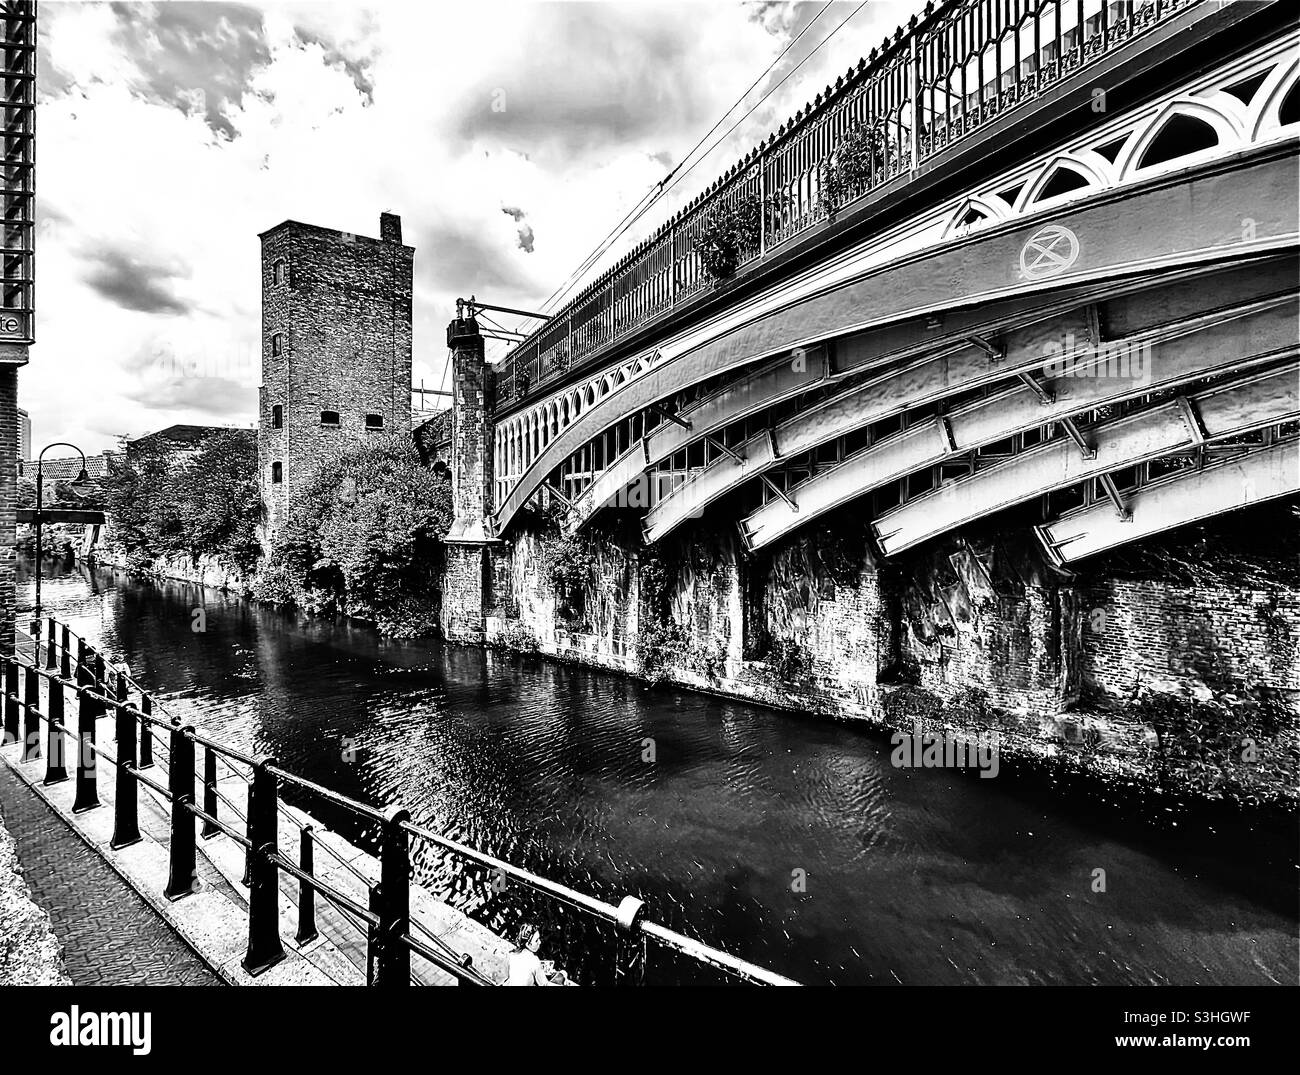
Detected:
[
  {"left": 258, "top": 215, "right": 413, "bottom": 540},
  {"left": 469, "top": 513, "right": 1298, "bottom": 802},
  {"left": 1080, "top": 577, "right": 1300, "bottom": 700}
]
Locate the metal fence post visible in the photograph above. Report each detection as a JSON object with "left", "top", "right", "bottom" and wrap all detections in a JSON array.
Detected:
[
  {"left": 71, "top": 688, "right": 103, "bottom": 813},
  {"left": 201, "top": 747, "right": 219, "bottom": 839},
  {"left": 59, "top": 625, "right": 71, "bottom": 680},
  {"left": 45, "top": 620, "right": 56, "bottom": 672},
  {"left": 110, "top": 699, "right": 141, "bottom": 849},
  {"left": 75, "top": 639, "right": 90, "bottom": 687},
  {"left": 3, "top": 659, "right": 18, "bottom": 746},
  {"left": 373, "top": 805, "right": 412, "bottom": 987},
  {"left": 44, "top": 678, "right": 67, "bottom": 785},
  {"left": 22, "top": 663, "right": 40, "bottom": 762},
  {"left": 242, "top": 755, "right": 286, "bottom": 976},
  {"left": 163, "top": 722, "right": 197, "bottom": 900},
  {"left": 139, "top": 694, "right": 154, "bottom": 769},
  {"left": 296, "top": 825, "right": 318, "bottom": 945},
  {"left": 93, "top": 652, "right": 106, "bottom": 690},
  {"left": 613, "top": 895, "right": 647, "bottom": 986}
]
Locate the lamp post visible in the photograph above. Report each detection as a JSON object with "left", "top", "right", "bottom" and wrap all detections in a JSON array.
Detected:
[{"left": 33, "top": 441, "right": 90, "bottom": 624}]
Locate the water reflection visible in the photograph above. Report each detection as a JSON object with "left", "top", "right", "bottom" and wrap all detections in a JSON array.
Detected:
[{"left": 17, "top": 557, "right": 1297, "bottom": 986}]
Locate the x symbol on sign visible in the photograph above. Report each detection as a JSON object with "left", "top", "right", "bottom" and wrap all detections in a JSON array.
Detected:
[{"left": 1020, "top": 224, "right": 1079, "bottom": 279}]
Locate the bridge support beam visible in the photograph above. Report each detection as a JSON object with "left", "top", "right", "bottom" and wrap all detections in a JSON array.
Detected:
[{"left": 442, "top": 315, "right": 500, "bottom": 643}]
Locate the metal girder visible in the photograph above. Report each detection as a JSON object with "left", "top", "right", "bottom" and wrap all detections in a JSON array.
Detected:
[
  {"left": 939, "top": 416, "right": 958, "bottom": 453},
  {"left": 1095, "top": 473, "right": 1131, "bottom": 521},
  {"left": 967, "top": 334, "right": 1004, "bottom": 362},
  {"left": 1176, "top": 395, "right": 1209, "bottom": 443},
  {"left": 1058, "top": 416, "right": 1097, "bottom": 460},
  {"left": 1035, "top": 436, "right": 1300, "bottom": 566},
  {"left": 651, "top": 403, "right": 692, "bottom": 431},
  {"left": 1016, "top": 370, "right": 1055, "bottom": 405},
  {"left": 499, "top": 151, "right": 1297, "bottom": 533}
]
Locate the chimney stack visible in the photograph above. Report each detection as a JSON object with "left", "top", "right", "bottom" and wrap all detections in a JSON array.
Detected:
[{"left": 380, "top": 211, "right": 402, "bottom": 243}]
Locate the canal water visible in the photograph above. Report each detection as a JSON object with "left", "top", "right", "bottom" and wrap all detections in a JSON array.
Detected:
[{"left": 19, "top": 557, "right": 1297, "bottom": 986}]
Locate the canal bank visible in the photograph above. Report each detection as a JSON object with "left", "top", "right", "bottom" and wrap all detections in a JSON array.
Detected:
[{"left": 17, "top": 555, "right": 1297, "bottom": 986}]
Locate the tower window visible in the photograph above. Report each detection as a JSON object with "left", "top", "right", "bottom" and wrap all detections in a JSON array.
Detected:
[
  {"left": 271, "top": 405, "right": 282, "bottom": 429},
  {"left": 365, "top": 414, "right": 384, "bottom": 430},
  {"left": 271, "top": 333, "right": 283, "bottom": 356},
  {"left": 272, "top": 259, "right": 286, "bottom": 286},
  {"left": 271, "top": 462, "right": 282, "bottom": 484},
  {"left": 320, "top": 410, "right": 340, "bottom": 427}
]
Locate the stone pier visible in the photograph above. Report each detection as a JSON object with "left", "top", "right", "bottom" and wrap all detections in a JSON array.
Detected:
[{"left": 441, "top": 313, "right": 499, "bottom": 643}]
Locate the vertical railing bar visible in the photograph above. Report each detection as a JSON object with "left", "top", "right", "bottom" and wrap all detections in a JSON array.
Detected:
[
  {"left": 22, "top": 662, "right": 40, "bottom": 762},
  {"left": 110, "top": 697, "right": 141, "bottom": 849},
  {"left": 242, "top": 754, "right": 286, "bottom": 976},
  {"left": 71, "top": 687, "right": 101, "bottom": 813},
  {"left": 163, "top": 721, "right": 196, "bottom": 899},
  {"left": 43, "top": 675, "right": 67, "bottom": 785}
]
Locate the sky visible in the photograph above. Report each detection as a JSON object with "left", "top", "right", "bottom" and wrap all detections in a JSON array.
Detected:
[{"left": 26, "top": 0, "right": 927, "bottom": 456}]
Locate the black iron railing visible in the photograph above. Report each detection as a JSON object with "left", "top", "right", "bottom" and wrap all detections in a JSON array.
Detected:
[
  {"left": 2, "top": 617, "right": 799, "bottom": 987},
  {"left": 493, "top": 0, "right": 1200, "bottom": 412}
]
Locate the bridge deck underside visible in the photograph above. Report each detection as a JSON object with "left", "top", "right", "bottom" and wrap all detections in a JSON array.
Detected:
[{"left": 491, "top": 42, "right": 1299, "bottom": 562}]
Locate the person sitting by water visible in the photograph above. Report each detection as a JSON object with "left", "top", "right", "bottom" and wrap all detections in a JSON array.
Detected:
[{"left": 505, "top": 923, "right": 568, "bottom": 986}]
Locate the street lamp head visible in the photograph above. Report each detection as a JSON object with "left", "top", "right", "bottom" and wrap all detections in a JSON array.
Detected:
[{"left": 72, "top": 468, "right": 90, "bottom": 486}]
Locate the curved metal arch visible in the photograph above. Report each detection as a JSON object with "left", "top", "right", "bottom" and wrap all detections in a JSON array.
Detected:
[
  {"left": 502, "top": 148, "right": 1298, "bottom": 533},
  {"left": 872, "top": 359, "right": 1300, "bottom": 556},
  {"left": 1247, "top": 53, "right": 1300, "bottom": 142},
  {"left": 1115, "top": 95, "right": 1244, "bottom": 181},
  {"left": 739, "top": 300, "right": 1299, "bottom": 552},
  {"left": 1013, "top": 152, "right": 1112, "bottom": 214},
  {"left": 565, "top": 346, "right": 832, "bottom": 533},
  {"left": 650, "top": 228, "right": 1300, "bottom": 545},
  {"left": 1035, "top": 435, "right": 1300, "bottom": 565},
  {"left": 940, "top": 194, "right": 1008, "bottom": 239}
]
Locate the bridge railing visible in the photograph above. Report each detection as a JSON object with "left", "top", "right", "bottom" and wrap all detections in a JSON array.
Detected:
[
  {"left": 494, "top": 0, "right": 1199, "bottom": 412},
  {"left": 2, "top": 616, "right": 798, "bottom": 987}
]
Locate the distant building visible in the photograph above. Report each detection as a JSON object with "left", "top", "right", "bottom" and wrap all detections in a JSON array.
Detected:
[
  {"left": 126, "top": 423, "right": 252, "bottom": 460},
  {"left": 257, "top": 212, "right": 413, "bottom": 541},
  {"left": 16, "top": 407, "right": 29, "bottom": 461},
  {"left": 19, "top": 451, "right": 116, "bottom": 502}
]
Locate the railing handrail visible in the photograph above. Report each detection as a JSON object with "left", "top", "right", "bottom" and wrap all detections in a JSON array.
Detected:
[
  {"left": 7, "top": 616, "right": 800, "bottom": 986},
  {"left": 492, "top": 0, "right": 1203, "bottom": 413}
]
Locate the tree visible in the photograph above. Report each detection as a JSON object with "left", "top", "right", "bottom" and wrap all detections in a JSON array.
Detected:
[
  {"left": 260, "top": 435, "right": 453, "bottom": 636},
  {"left": 102, "top": 431, "right": 262, "bottom": 571}
]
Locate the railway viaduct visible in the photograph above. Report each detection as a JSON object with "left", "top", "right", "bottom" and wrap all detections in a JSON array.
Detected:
[{"left": 439, "top": 0, "right": 1300, "bottom": 798}]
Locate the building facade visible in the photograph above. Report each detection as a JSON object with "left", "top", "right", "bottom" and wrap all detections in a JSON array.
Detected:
[
  {"left": 258, "top": 212, "right": 413, "bottom": 541},
  {"left": 0, "top": 1, "right": 35, "bottom": 651},
  {"left": 16, "top": 406, "right": 29, "bottom": 461}
]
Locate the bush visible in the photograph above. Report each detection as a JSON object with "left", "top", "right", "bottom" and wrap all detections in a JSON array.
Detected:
[
  {"left": 819, "top": 124, "right": 892, "bottom": 218},
  {"left": 265, "top": 435, "right": 453, "bottom": 630},
  {"left": 692, "top": 193, "right": 765, "bottom": 281},
  {"left": 103, "top": 430, "right": 262, "bottom": 572}
]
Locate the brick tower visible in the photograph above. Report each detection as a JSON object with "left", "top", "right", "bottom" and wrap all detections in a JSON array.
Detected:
[{"left": 258, "top": 212, "right": 413, "bottom": 542}]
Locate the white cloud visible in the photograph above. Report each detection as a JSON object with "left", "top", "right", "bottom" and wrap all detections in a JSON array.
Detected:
[{"left": 23, "top": 0, "right": 925, "bottom": 455}]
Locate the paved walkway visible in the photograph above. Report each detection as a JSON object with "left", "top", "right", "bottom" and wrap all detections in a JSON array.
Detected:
[{"left": 0, "top": 761, "right": 220, "bottom": 985}]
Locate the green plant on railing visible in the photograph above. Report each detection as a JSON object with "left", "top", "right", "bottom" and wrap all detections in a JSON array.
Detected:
[
  {"left": 692, "top": 193, "right": 765, "bottom": 282},
  {"left": 513, "top": 363, "right": 531, "bottom": 398},
  {"left": 819, "top": 123, "right": 892, "bottom": 220},
  {"left": 547, "top": 346, "right": 570, "bottom": 376}
]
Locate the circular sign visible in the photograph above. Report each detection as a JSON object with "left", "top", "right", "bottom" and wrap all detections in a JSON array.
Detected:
[{"left": 1020, "top": 224, "right": 1080, "bottom": 280}]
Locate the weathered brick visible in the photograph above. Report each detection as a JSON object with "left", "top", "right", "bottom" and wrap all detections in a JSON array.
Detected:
[{"left": 258, "top": 214, "right": 413, "bottom": 541}]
